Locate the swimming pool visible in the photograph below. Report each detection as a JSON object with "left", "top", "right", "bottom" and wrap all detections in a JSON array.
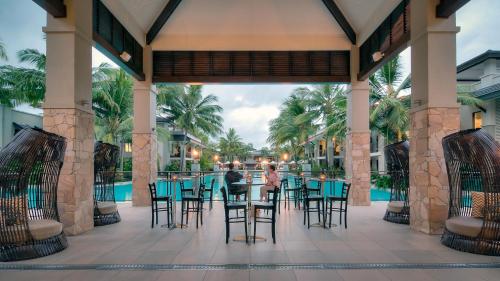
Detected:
[{"left": 114, "top": 175, "right": 391, "bottom": 202}]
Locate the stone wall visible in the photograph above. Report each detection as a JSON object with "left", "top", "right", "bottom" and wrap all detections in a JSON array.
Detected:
[
  {"left": 43, "top": 108, "right": 94, "bottom": 235},
  {"left": 345, "top": 131, "right": 371, "bottom": 206},
  {"left": 132, "top": 133, "right": 157, "bottom": 206},
  {"left": 409, "top": 107, "right": 460, "bottom": 234}
]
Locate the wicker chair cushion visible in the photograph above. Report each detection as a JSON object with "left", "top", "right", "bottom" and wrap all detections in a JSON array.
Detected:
[
  {"left": 387, "top": 201, "right": 405, "bottom": 213},
  {"left": 97, "top": 201, "right": 118, "bottom": 215},
  {"left": 28, "top": 219, "right": 63, "bottom": 240},
  {"left": 0, "top": 219, "right": 62, "bottom": 243},
  {"left": 445, "top": 216, "right": 483, "bottom": 238}
]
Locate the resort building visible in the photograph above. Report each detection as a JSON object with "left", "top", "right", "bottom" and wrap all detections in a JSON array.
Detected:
[
  {"left": 0, "top": 105, "right": 42, "bottom": 149},
  {"left": 458, "top": 50, "right": 500, "bottom": 141}
]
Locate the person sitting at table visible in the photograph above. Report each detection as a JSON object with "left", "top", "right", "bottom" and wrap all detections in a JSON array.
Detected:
[
  {"left": 225, "top": 163, "right": 245, "bottom": 198},
  {"left": 260, "top": 165, "right": 280, "bottom": 201}
]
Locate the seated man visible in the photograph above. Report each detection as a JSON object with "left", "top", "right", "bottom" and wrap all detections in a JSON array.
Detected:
[
  {"left": 224, "top": 163, "right": 245, "bottom": 197},
  {"left": 260, "top": 165, "right": 280, "bottom": 201}
]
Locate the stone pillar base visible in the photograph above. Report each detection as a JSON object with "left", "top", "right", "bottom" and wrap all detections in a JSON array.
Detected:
[
  {"left": 409, "top": 107, "right": 459, "bottom": 234},
  {"left": 43, "top": 108, "right": 94, "bottom": 235},
  {"left": 345, "top": 131, "right": 371, "bottom": 206},
  {"left": 132, "top": 133, "right": 157, "bottom": 206}
]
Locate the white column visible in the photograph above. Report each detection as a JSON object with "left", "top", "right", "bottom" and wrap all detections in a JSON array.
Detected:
[
  {"left": 409, "top": 0, "right": 460, "bottom": 234},
  {"left": 345, "top": 45, "right": 371, "bottom": 206},
  {"left": 132, "top": 45, "right": 158, "bottom": 206},
  {"left": 43, "top": 0, "right": 94, "bottom": 235}
]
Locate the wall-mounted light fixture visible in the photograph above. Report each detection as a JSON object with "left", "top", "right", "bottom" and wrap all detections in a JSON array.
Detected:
[
  {"left": 372, "top": 51, "right": 385, "bottom": 62},
  {"left": 120, "top": 51, "right": 132, "bottom": 62}
]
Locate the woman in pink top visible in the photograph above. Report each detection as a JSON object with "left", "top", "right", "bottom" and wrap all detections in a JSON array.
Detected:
[{"left": 260, "top": 165, "right": 280, "bottom": 201}]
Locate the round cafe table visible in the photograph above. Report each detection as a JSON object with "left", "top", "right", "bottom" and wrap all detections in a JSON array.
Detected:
[{"left": 231, "top": 180, "right": 266, "bottom": 242}]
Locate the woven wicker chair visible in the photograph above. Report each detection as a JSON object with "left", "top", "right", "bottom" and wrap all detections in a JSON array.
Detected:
[
  {"left": 93, "top": 142, "right": 121, "bottom": 226},
  {"left": 441, "top": 129, "right": 500, "bottom": 255},
  {"left": 0, "top": 128, "right": 67, "bottom": 261},
  {"left": 383, "top": 140, "right": 410, "bottom": 224}
]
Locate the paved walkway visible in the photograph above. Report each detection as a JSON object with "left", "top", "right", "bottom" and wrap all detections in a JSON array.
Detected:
[{"left": 2, "top": 202, "right": 500, "bottom": 281}]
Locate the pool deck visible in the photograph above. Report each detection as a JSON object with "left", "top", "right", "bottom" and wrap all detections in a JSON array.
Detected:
[{"left": 2, "top": 202, "right": 500, "bottom": 281}]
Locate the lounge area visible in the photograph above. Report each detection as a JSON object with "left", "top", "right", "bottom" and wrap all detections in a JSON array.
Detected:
[{"left": 3, "top": 201, "right": 500, "bottom": 280}]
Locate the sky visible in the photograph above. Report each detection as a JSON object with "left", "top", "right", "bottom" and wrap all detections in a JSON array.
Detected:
[{"left": 1, "top": 0, "right": 499, "bottom": 148}]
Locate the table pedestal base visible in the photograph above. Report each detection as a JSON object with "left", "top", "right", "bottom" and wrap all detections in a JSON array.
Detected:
[{"left": 233, "top": 234, "right": 267, "bottom": 242}]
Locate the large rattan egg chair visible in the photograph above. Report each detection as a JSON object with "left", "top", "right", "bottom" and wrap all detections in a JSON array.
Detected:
[
  {"left": 383, "top": 140, "right": 410, "bottom": 224},
  {"left": 441, "top": 129, "right": 500, "bottom": 255},
  {"left": 0, "top": 128, "right": 67, "bottom": 261},
  {"left": 93, "top": 141, "right": 121, "bottom": 226}
]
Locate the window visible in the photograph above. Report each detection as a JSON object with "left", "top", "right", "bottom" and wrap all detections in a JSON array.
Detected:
[
  {"left": 473, "top": 111, "right": 482, "bottom": 129},
  {"left": 124, "top": 143, "right": 132, "bottom": 153}
]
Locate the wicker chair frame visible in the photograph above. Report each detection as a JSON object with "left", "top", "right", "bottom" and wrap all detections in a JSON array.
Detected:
[
  {"left": 93, "top": 142, "right": 121, "bottom": 226},
  {"left": 383, "top": 140, "right": 410, "bottom": 224},
  {"left": 0, "top": 128, "right": 67, "bottom": 261},
  {"left": 441, "top": 129, "right": 500, "bottom": 255}
]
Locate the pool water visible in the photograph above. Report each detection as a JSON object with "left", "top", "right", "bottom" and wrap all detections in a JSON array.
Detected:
[{"left": 114, "top": 175, "right": 391, "bottom": 202}]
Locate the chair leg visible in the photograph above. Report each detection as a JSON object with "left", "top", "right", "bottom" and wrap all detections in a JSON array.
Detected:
[
  {"left": 244, "top": 209, "right": 248, "bottom": 244},
  {"left": 225, "top": 215, "right": 230, "bottom": 244},
  {"left": 209, "top": 190, "right": 213, "bottom": 210},
  {"left": 344, "top": 207, "right": 348, "bottom": 229},
  {"left": 196, "top": 202, "right": 199, "bottom": 229},
  {"left": 155, "top": 202, "right": 159, "bottom": 224},
  {"left": 186, "top": 201, "right": 189, "bottom": 226},
  {"left": 151, "top": 204, "right": 155, "bottom": 228},
  {"left": 303, "top": 203, "right": 306, "bottom": 225},
  {"left": 254, "top": 208, "right": 257, "bottom": 243},
  {"left": 200, "top": 201, "right": 204, "bottom": 226},
  {"left": 180, "top": 201, "right": 184, "bottom": 229},
  {"left": 307, "top": 201, "right": 311, "bottom": 229},
  {"left": 339, "top": 201, "right": 343, "bottom": 225},
  {"left": 329, "top": 200, "right": 333, "bottom": 228},
  {"left": 272, "top": 211, "right": 276, "bottom": 244},
  {"left": 167, "top": 201, "right": 171, "bottom": 227},
  {"left": 317, "top": 201, "right": 320, "bottom": 223}
]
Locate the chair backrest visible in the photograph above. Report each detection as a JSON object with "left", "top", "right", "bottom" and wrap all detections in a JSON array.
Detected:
[
  {"left": 220, "top": 187, "right": 229, "bottom": 211},
  {"left": 384, "top": 140, "right": 410, "bottom": 202},
  {"left": 301, "top": 183, "right": 309, "bottom": 199},
  {"left": 280, "top": 178, "right": 288, "bottom": 190},
  {"left": 294, "top": 176, "right": 303, "bottom": 188},
  {"left": 197, "top": 184, "right": 205, "bottom": 200},
  {"left": 210, "top": 178, "right": 216, "bottom": 189},
  {"left": 148, "top": 183, "right": 158, "bottom": 201},
  {"left": 342, "top": 182, "right": 351, "bottom": 200},
  {"left": 94, "top": 141, "right": 120, "bottom": 203},
  {"left": 270, "top": 186, "right": 280, "bottom": 212}
]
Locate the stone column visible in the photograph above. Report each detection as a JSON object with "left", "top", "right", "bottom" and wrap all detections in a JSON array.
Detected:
[
  {"left": 345, "top": 46, "right": 371, "bottom": 206},
  {"left": 409, "top": 0, "right": 460, "bottom": 234},
  {"left": 132, "top": 45, "right": 158, "bottom": 206},
  {"left": 43, "top": 0, "right": 94, "bottom": 235}
]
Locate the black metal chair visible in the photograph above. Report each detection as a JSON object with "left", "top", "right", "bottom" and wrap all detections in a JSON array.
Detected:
[
  {"left": 441, "top": 129, "right": 500, "bottom": 256},
  {"left": 180, "top": 184, "right": 205, "bottom": 228},
  {"left": 302, "top": 183, "right": 325, "bottom": 229},
  {"left": 0, "top": 128, "right": 67, "bottom": 262},
  {"left": 204, "top": 178, "right": 215, "bottom": 210},
  {"left": 284, "top": 176, "right": 302, "bottom": 210},
  {"left": 221, "top": 187, "right": 248, "bottom": 243},
  {"left": 253, "top": 186, "right": 279, "bottom": 243},
  {"left": 326, "top": 181, "right": 351, "bottom": 229},
  {"left": 93, "top": 142, "right": 121, "bottom": 226},
  {"left": 383, "top": 141, "right": 410, "bottom": 224},
  {"left": 148, "top": 182, "right": 173, "bottom": 228}
]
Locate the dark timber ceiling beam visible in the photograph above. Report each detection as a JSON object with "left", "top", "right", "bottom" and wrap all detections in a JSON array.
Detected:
[
  {"left": 321, "top": 0, "right": 356, "bottom": 45},
  {"left": 436, "top": 0, "right": 470, "bottom": 18},
  {"left": 146, "top": 0, "right": 182, "bottom": 45},
  {"left": 32, "top": 0, "right": 66, "bottom": 18}
]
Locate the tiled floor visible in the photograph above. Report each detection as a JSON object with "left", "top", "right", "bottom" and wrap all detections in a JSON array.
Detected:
[{"left": 2, "top": 202, "right": 500, "bottom": 280}]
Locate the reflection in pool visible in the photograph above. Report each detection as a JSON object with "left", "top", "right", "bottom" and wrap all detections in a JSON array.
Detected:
[{"left": 114, "top": 175, "right": 391, "bottom": 202}]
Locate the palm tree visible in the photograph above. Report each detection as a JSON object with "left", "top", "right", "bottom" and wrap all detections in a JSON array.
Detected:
[
  {"left": 92, "top": 68, "right": 133, "bottom": 145},
  {"left": 267, "top": 93, "right": 317, "bottom": 161},
  {"left": 0, "top": 39, "right": 7, "bottom": 61},
  {"left": 370, "top": 56, "right": 484, "bottom": 143},
  {"left": 219, "top": 128, "right": 244, "bottom": 162},
  {"left": 157, "top": 85, "right": 224, "bottom": 138}
]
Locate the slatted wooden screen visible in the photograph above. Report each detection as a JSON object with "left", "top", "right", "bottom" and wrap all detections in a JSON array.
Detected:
[{"left": 153, "top": 51, "right": 350, "bottom": 83}]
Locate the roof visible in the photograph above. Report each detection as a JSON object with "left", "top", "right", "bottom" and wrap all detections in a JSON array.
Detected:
[
  {"left": 473, "top": 83, "right": 500, "bottom": 100},
  {"left": 457, "top": 50, "right": 500, "bottom": 81}
]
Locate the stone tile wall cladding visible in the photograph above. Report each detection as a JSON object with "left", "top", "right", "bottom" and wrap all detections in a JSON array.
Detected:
[
  {"left": 132, "top": 133, "right": 158, "bottom": 206},
  {"left": 346, "top": 131, "right": 371, "bottom": 206},
  {"left": 43, "top": 108, "right": 94, "bottom": 235},
  {"left": 409, "top": 107, "right": 460, "bottom": 234}
]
